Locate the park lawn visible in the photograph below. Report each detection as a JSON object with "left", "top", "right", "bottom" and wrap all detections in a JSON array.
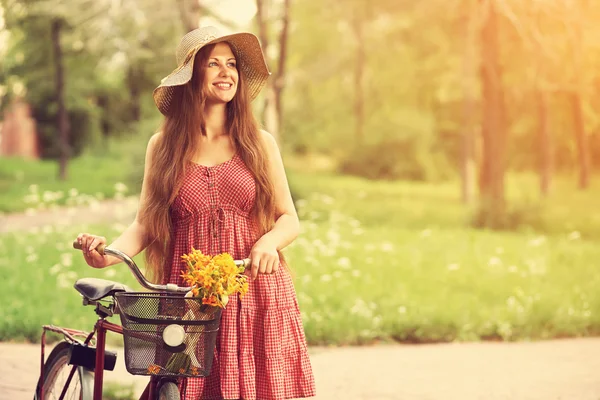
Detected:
[
  {"left": 0, "top": 147, "right": 143, "bottom": 214},
  {"left": 1, "top": 171, "right": 600, "bottom": 345}
]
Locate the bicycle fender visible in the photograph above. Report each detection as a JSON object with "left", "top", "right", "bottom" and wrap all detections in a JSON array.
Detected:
[{"left": 80, "top": 367, "right": 94, "bottom": 400}]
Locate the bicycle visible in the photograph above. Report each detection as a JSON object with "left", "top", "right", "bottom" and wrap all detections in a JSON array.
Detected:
[{"left": 34, "top": 241, "right": 247, "bottom": 400}]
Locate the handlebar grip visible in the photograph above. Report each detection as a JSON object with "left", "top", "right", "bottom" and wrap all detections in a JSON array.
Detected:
[{"left": 72, "top": 240, "right": 106, "bottom": 255}]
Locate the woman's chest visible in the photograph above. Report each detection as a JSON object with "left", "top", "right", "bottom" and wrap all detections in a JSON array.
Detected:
[{"left": 173, "top": 162, "right": 256, "bottom": 215}]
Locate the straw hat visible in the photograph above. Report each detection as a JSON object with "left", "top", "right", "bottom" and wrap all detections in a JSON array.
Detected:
[{"left": 153, "top": 26, "right": 271, "bottom": 116}]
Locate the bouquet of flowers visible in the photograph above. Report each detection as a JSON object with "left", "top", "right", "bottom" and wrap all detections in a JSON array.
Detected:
[
  {"left": 180, "top": 249, "right": 249, "bottom": 308},
  {"left": 163, "top": 248, "right": 249, "bottom": 374}
]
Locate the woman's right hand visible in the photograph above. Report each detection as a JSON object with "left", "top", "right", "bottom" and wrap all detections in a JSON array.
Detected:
[{"left": 76, "top": 233, "right": 110, "bottom": 269}]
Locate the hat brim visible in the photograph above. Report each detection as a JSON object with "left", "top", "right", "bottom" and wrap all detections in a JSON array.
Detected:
[{"left": 153, "top": 32, "right": 270, "bottom": 116}]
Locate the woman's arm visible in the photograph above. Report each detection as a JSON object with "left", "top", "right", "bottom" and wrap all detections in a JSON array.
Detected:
[
  {"left": 248, "top": 130, "right": 300, "bottom": 279},
  {"left": 77, "top": 133, "right": 160, "bottom": 268}
]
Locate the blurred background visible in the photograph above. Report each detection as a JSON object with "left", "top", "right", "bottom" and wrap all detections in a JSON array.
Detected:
[{"left": 1, "top": 0, "right": 600, "bottom": 357}]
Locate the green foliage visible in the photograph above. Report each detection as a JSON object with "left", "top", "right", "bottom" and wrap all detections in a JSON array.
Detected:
[
  {"left": 338, "top": 137, "right": 454, "bottom": 181},
  {"left": 103, "top": 382, "right": 136, "bottom": 400},
  {"left": 0, "top": 152, "right": 133, "bottom": 213},
  {"left": 471, "top": 199, "right": 546, "bottom": 232},
  {"left": 2, "top": 172, "right": 600, "bottom": 345}
]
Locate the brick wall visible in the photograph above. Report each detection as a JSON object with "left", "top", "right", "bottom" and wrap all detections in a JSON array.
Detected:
[{"left": 0, "top": 98, "right": 39, "bottom": 159}]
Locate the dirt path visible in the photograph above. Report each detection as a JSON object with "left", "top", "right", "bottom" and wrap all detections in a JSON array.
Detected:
[
  {"left": 2, "top": 338, "right": 600, "bottom": 400},
  {"left": 0, "top": 198, "right": 138, "bottom": 233}
]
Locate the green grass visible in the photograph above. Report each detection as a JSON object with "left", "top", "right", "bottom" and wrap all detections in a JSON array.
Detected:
[
  {"left": 0, "top": 141, "right": 145, "bottom": 214},
  {"left": 1, "top": 166, "right": 600, "bottom": 345}
]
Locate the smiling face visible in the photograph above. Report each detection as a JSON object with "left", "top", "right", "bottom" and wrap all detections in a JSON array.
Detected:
[{"left": 202, "top": 42, "right": 239, "bottom": 104}]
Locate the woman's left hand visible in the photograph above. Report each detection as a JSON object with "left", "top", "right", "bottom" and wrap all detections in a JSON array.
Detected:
[{"left": 249, "top": 240, "right": 279, "bottom": 280}]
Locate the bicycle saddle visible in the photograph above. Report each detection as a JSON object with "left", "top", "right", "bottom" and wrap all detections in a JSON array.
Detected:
[{"left": 74, "top": 278, "right": 133, "bottom": 301}]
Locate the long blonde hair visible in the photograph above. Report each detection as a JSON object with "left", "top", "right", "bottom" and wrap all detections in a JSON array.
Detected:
[{"left": 140, "top": 44, "right": 275, "bottom": 284}]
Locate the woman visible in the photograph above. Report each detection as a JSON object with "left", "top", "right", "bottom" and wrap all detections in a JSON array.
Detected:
[{"left": 76, "top": 26, "right": 316, "bottom": 400}]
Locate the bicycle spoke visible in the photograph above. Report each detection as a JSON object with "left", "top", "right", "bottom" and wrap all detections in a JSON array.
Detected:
[{"left": 43, "top": 354, "right": 81, "bottom": 400}]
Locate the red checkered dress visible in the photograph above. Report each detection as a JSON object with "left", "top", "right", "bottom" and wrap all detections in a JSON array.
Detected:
[{"left": 164, "top": 153, "right": 316, "bottom": 400}]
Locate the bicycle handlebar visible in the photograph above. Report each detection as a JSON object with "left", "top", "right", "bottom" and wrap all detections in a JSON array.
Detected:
[{"left": 72, "top": 240, "right": 249, "bottom": 293}]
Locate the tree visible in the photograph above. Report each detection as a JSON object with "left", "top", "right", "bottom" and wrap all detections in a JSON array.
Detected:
[
  {"left": 478, "top": 0, "right": 507, "bottom": 223},
  {"left": 255, "top": 0, "right": 291, "bottom": 143},
  {"left": 461, "top": 0, "right": 479, "bottom": 204}
]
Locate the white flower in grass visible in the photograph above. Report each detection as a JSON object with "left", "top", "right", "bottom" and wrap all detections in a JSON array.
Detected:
[
  {"left": 114, "top": 182, "right": 128, "bottom": 193},
  {"left": 49, "top": 263, "right": 62, "bottom": 275},
  {"left": 568, "top": 231, "right": 581, "bottom": 241},
  {"left": 295, "top": 199, "right": 307, "bottom": 209},
  {"left": 60, "top": 253, "right": 73, "bottom": 267},
  {"left": 365, "top": 257, "right": 373, "bottom": 264},
  {"left": 495, "top": 247, "right": 504, "bottom": 254},
  {"left": 301, "top": 275, "right": 311, "bottom": 284},
  {"left": 104, "top": 269, "right": 116, "bottom": 278},
  {"left": 337, "top": 257, "right": 351, "bottom": 269},
  {"left": 380, "top": 242, "right": 394, "bottom": 252},
  {"left": 320, "top": 274, "right": 332, "bottom": 282},
  {"left": 333, "top": 271, "right": 342, "bottom": 278},
  {"left": 56, "top": 274, "right": 70, "bottom": 288},
  {"left": 349, "top": 219, "right": 361, "bottom": 228},
  {"left": 69, "top": 188, "right": 79, "bottom": 197},
  {"left": 508, "top": 265, "right": 518, "bottom": 273},
  {"left": 352, "top": 227, "right": 364, "bottom": 236},
  {"left": 29, "top": 184, "right": 39, "bottom": 193},
  {"left": 298, "top": 292, "right": 312, "bottom": 304},
  {"left": 420, "top": 229, "right": 432, "bottom": 238},
  {"left": 447, "top": 263, "right": 460, "bottom": 271},
  {"left": 341, "top": 240, "right": 353, "bottom": 250},
  {"left": 351, "top": 270, "right": 361, "bottom": 277},
  {"left": 398, "top": 306, "right": 407, "bottom": 314},
  {"left": 488, "top": 256, "right": 502, "bottom": 267},
  {"left": 528, "top": 236, "right": 546, "bottom": 247},
  {"left": 319, "top": 194, "right": 334, "bottom": 205},
  {"left": 350, "top": 298, "right": 373, "bottom": 318},
  {"left": 310, "top": 312, "right": 323, "bottom": 322},
  {"left": 327, "top": 229, "right": 341, "bottom": 244},
  {"left": 42, "top": 191, "right": 54, "bottom": 203}
]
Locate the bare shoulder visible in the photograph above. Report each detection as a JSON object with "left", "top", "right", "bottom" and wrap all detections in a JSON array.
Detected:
[
  {"left": 148, "top": 131, "right": 162, "bottom": 149},
  {"left": 258, "top": 129, "right": 280, "bottom": 155}
]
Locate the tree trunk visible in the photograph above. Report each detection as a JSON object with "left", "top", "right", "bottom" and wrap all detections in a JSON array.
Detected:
[
  {"left": 254, "top": 0, "right": 290, "bottom": 144},
  {"left": 478, "top": 0, "right": 506, "bottom": 225},
  {"left": 537, "top": 89, "right": 552, "bottom": 196},
  {"left": 570, "top": 92, "right": 590, "bottom": 189},
  {"left": 51, "top": 18, "right": 70, "bottom": 181},
  {"left": 255, "top": 0, "right": 270, "bottom": 125},
  {"left": 177, "top": 0, "right": 200, "bottom": 33},
  {"left": 461, "top": 0, "right": 477, "bottom": 204},
  {"left": 127, "top": 65, "right": 141, "bottom": 122},
  {"left": 568, "top": 3, "right": 590, "bottom": 190},
  {"left": 352, "top": 13, "right": 365, "bottom": 146},
  {"left": 273, "top": 0, "right": 290, "bottom": 142}
]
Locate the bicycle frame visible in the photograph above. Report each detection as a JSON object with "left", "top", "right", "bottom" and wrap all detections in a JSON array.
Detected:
[{"left": 38, "top": 243, "right": 248, "bottom": 400}]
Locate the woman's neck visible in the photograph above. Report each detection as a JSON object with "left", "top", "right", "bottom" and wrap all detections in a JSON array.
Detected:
[{"left": 203, "top": 102, "right": 228, "bottom": 140}]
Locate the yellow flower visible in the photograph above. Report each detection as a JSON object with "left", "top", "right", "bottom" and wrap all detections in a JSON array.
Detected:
[
  {"left": 180, "top": 249, "right": 248, "bottom": 308},
  {"left": 147, "top": 364, "right": 161, "bottom": 375}
]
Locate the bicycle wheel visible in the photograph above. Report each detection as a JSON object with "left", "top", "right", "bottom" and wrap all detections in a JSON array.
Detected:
[
  {"left": 158, "top": 381, "right": 180, "bottom": 400},
  {"left": 34, "top": 341, "right": 83, "bottom": 400}
]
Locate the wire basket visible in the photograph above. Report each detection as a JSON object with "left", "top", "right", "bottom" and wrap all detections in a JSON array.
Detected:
[{"left": 115, "top": 292, "right": 222, "bottom": 377}]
